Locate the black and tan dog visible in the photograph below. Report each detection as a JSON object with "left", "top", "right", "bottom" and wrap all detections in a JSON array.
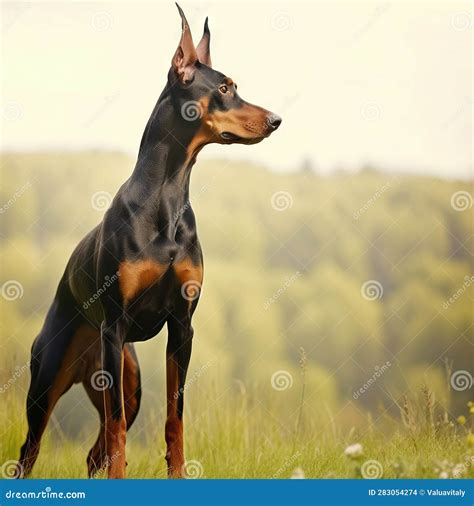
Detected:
[{"left": 16, "top": 4, "right": 281, "bottom": 479}]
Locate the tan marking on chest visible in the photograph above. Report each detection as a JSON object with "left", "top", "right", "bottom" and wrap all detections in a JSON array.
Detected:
[
  {"left": 119, "top": 260, "right": 168, "bottom": 303},
  {"left": 172, "top": 258, "right": 203, "bottom": 285}
]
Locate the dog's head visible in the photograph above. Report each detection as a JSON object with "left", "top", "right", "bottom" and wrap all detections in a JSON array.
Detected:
[{"left": 169, "top": 3, "right": 281, "bottom": 146}]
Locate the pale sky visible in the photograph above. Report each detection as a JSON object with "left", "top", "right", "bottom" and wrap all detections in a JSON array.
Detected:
[{"left": 1, "top": 0, "right": 472, "bottom": 178}]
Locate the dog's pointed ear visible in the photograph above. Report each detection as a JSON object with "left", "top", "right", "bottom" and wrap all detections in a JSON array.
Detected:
[
  {"left": 196, "top": 17, "right": 212, "bottom": 67},
  {"left": 172, "top": 3, "right": 198, "bottom": 83}
]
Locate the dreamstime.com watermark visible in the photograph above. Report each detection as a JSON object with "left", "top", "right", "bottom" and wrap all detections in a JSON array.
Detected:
[
  {"left": 91, "top": 11, "right": 113, "bottom": 31},
  {"left": 83, "top": 94, "right": 119, "bottom": 127},
  {"left": 442, "top": 275, "right": 474, "bottom": 310},
  {"left": 361, "top": 280, "right": 383, "bottom": 301},
  {"left": 92, "top": 450, "right": 121, "bottom": 477},
  {"left": 181, "top": 280, "right": 202, "bottom": 302},
  {"left": 90, "top": 191, "right": 112, "bottom": 212},
  {"left": 4, "top": 486, "right": 85, "bottom": 500},
  {"left": 90, "top": 370, "right": 114, "bottom": 391},
  {"left": 172, "top": 183, "right": 212, "bottom": 223},
  {"left": 350, "top": 2, "right": 391, "bottom": 42},
  {"left": 450, "top": 190, "right": 473, "bottom": 211},
  {"left": 270, "top": 11, "right": 293, "bottom": 31},
  {"left": 273, "top": 451, "right": 301, "bottom": 478},
  {"left": 271, "top": 190, "right": 293, "bottom": 211},
  {"left": 174, "top": 361, "right": 211, "bottom": 400},
  {"left": 361, "top": 459, "right": 384, "bottom": 479},
  {"left": 0, "top": 361, "right": 30, "bottom": 394},
  {"left": 353, "top": 361, "right": 391, "bottom": 399},
  {"left": 2, "top": 2, "right": 32, "bottom": 34},
  {"left": 183, "top": 459, "right": 204, "bottom": 478},
  {"left": 271, "top": 370, "right": 293, "bottom": 391},
  {"left": 353, "top": 179, "right": 394, "bottom": 220},
  {"left": 82, "top": 272, "right": 120, "bottom": 310},
  {"left": 264, "top": 271, "right": 301, "bottom": 310},
  {"left": 1, "top": 280, "right": 24, "bottom": 301},
  {"left": 450, "top": 370, "right": 472, "bottom": 392},
  {"left": 180, "top": 100, "right": 203, "bottom": 121},
  {"left": 0, "top": 181, "right": 32, "bottom": 213},
  {"left": 452, "top": 455, "right": 474, "bottom": 478}
]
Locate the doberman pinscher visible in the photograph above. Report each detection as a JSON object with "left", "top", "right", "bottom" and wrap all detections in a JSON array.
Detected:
[{"left": 16, "top": 4, "right": 281, "bottom": 479}]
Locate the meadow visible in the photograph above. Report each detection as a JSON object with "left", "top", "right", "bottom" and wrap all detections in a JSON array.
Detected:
[
  {"left": 1, "top": 369, "right": 473, "bottom": 479},
  {"left": 0, "top": 152, "right": 472, "bottom": 478}
]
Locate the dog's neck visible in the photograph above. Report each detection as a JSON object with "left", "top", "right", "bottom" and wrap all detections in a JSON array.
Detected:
[{"left": 123, "top": 87, "right": 202, "bottom": 231}]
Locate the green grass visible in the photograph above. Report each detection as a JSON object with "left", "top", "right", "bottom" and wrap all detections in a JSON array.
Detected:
[{"left": 1, "top": 382, "right": 473, "bottom": 479}]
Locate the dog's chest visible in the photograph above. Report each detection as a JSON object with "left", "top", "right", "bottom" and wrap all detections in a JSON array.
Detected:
[{"left": 118, "top": 256, "right": 203, "bottom": 305}]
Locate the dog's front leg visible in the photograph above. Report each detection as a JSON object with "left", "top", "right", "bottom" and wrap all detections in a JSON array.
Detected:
[
  {"left": 165, "top": 316, "right": 194, "bottom": 478},
  {"left": 101, "top": 319, "right": 127, "bottom": 479}
]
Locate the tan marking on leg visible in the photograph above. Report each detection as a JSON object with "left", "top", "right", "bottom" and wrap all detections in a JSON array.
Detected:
[
  {"left": 84, "top": 374, "right": 106, "bottom": 477},
  {"left": 85, "top": 345, "right": 138, "bottom": 477},
  {"left": 18, "top": 324, "right": 100, "bottom": 477},
  {"left": 165, "top": 354, "right": 184, "bottom": 478},
  {"left": 104, "top": 352, "right": 127, "bottom": 479},
  {"left": 53, "top": 325, "right": 102, "bottom": 476},
  {"left": 20, "top": 324, "right": 100, "bottom": 477},
  {"left": 49, "top": 324, "right": 101, "bottom": 404}
]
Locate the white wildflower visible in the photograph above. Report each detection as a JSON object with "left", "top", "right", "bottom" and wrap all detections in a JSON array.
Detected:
[
  {"left": 344, "top": 443, "right": 363, "bottom": 459},
  {"left": 452, "top": 464, "right": 465, "bottom": 478},
  {"left": 291, "top": 467, "right": 305, "bottom": 479}
]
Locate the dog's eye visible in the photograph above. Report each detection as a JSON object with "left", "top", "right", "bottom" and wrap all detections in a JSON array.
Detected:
[{"left": 219, "top": 85, "right": 228, "bottom": 95}]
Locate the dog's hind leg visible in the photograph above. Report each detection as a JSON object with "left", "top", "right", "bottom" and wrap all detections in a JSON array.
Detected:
[
  {"left": 84, "top": 343, "right": 141, "bottom": 478},
  {"left": 16, "top": 301, "right": 82, "bottom": 478}
]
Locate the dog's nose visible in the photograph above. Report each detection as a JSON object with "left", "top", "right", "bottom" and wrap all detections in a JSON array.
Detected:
[{"left": 267, "top": 114, "right": 282, "bottom": 131}]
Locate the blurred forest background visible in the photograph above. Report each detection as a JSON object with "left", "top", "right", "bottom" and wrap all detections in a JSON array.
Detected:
[
  {"left": 0, "top": 151, "right": 472, "bottom": 447},
  {"left": 1, "top": 0, "right": 472, "bottom": 478}
]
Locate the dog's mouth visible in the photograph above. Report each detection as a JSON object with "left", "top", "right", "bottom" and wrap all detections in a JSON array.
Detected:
[
  {"left": 220, "top": 131, "right": 264, "bottom": 145},
  {"left": 220, "top": 131, "right": 243, "bottom": 142}
]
